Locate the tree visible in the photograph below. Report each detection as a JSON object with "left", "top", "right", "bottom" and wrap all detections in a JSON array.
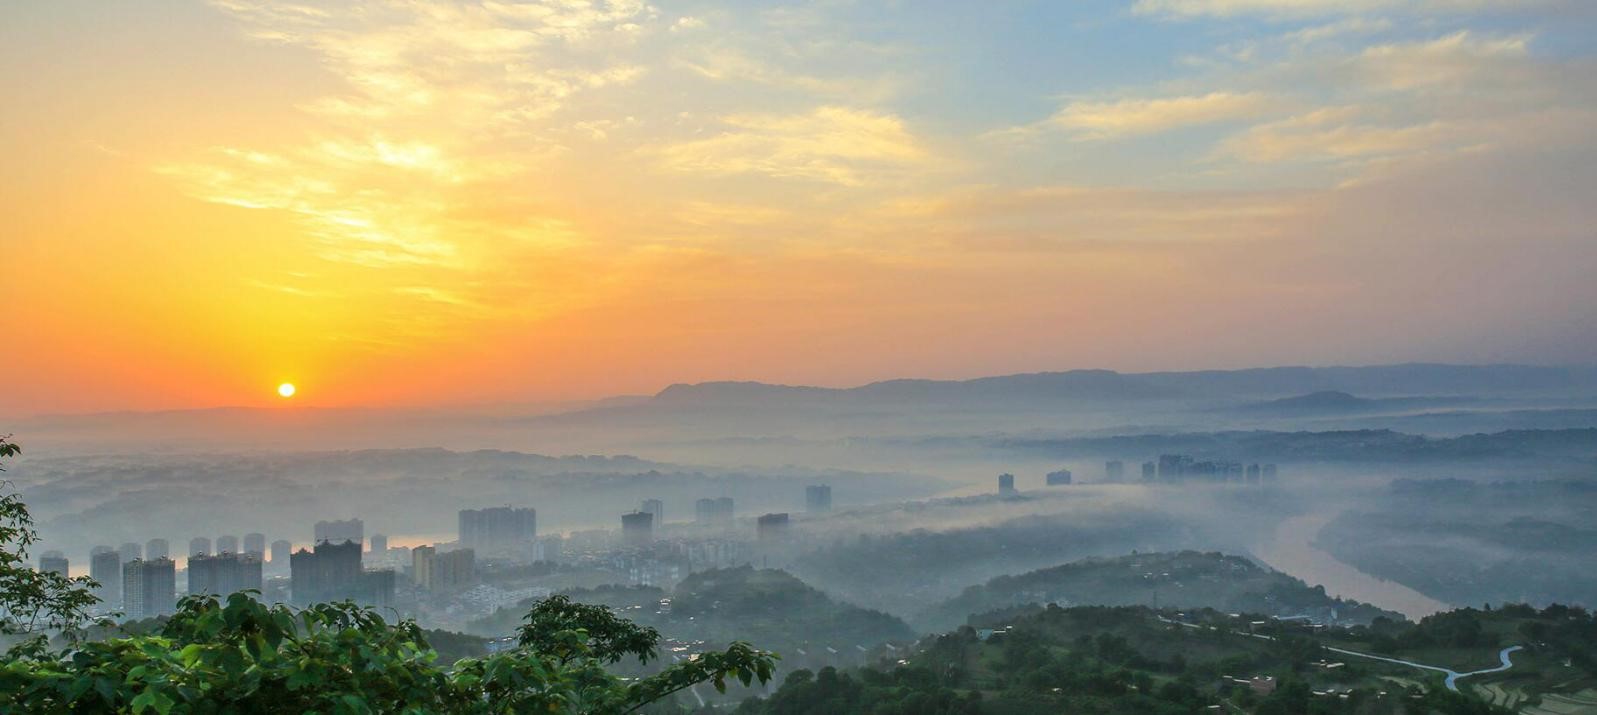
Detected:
[
  {"left": 0, "top": 438, "right": 777, "bottom": 712},
  {"left": 516, "top": 594, "right": 661, "bottom": 665},
  {"left": 0, "top": 580, "right": 773, "bottom": 714},
  {"left": 0, "top": 436, "right": 102, "bottom": 642}
]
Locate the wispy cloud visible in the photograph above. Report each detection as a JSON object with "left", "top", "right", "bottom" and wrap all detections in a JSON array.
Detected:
[
  {"left": 649, "top": 106, "right": 931, "bottom": 186},
  {"left": 151, "top": 0, "right": 659, "bottom": 349},
  {"left": 1215, "top": 109, "right": 1474, "bottom": 164},
  {"left": 1134, "top": 0, "right": 1566, "bottom": 19},
  {"left": 1354, "top": 30, "right": 1530, "bottom": 90},
  {"left": 1281, "top": 17, "right": 1394, "bottom": 45},
  {"left": 1001, "top": 91, "right": 1288, "bottom": 142}
]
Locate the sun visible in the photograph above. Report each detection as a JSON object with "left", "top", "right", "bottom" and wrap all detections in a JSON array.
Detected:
[{"left": 277, "top": 382, "right": 296, "bottom": 398}]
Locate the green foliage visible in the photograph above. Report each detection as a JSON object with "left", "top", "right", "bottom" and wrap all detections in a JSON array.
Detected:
[
  {"left": 667, "top": 566, "right": 915, "bottom": 650},
  {"left": 733, "top": 665, "right": 983, "bottom": 715},
  {"left": 517, "top": 594, "right": 663, "bottom": 665},
  {"left": 738, "top": 602, "right": 1534, "bottom": 715},
  {"left": 918, "top": 551, "right": 1401, "bottom": 631},
  {"left": 1338, "top": 601, "right": 1597, "bottom": 680},
  {"left": 420, "top": 628, "right": 490, "bottom": 665},
  {"left": 738, "top": 606, "right": 1224, "bottom": 715},
  {"left": 1321, "top": 481, "right": 1597, "bottom": 608},
  {"left": 468, "top": 584, "right": 666, "bottom": 638},
  {"left": 474, "top": 567, "right": 913, "bottom": 667},
  {"left": 1401, "top": 609, "right": 1494, "bottom": 650},
  {"left": 1, "top": 590, "right": 775, "bottom": 713}
]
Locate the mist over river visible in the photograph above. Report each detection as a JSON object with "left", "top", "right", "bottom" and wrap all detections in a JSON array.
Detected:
[{"left": 1253, "top": 513, "right": 1451, "bottom": 622}]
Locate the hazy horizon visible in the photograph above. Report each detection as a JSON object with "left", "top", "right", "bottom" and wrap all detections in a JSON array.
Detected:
[{"left": 9, "top": 359, "right": 1597, "bottom": 420}]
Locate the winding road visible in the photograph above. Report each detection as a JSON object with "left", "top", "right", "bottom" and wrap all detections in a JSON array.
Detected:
[
  {"left": 1158, "top": 616, "right": 1523, "bottom": 691},
  {"left": 1327, "top": 645, "right": 1523, "bottom": 691}
]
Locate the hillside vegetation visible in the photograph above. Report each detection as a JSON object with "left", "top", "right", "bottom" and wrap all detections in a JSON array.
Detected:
[
  {"left": 472, "top": 566, "right": 914, "bottom": 669},
  {"left": 917, "top": 551, "right": 1402, "bottom": 631},
  {"left": 736, "top": 601, "right": 1597, "bottom": 714}
]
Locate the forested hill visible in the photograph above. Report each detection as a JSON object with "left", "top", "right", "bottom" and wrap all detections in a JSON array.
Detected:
[
  {"left": 916, "top": 551, "right": 1403, "bottom": 631},
  {"left": 670, "top": 566, "right": 916, "bottom": 648},
  {"left": 471, "top": 566, "right": 915, "bottom": 659},
  {"left": 732, "top": 603, "right": 1597, "bottom": 714}
]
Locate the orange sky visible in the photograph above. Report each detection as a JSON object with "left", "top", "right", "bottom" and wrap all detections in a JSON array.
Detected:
[{"left": 3, "top": 1, "right": 1596, "bottom": 416}]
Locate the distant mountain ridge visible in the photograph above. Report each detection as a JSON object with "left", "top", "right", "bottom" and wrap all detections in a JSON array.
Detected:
[
  {"left": 997, "top": 427, "right": 1597, "bottom": 461},
  {"left": 1252, "top": 390, "right": 1373, "bottom": 411},
  {"left": 653, "top": 368, "right": 1171, "bottom": 405},
  {"left": 653, "top": 363, "right": 1597, "bottom": 408},
  {"left": 1234, "top": 390, "right": 1480, "bottom": 415}
]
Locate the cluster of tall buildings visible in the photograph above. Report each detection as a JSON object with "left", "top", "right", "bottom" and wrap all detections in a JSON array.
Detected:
[
  {"left": 69, "top": 535, "right": 269, "bottom": 621},
  {"left": 661, "top": 538, "right": 751, "bottom": 572},
  {"left": 184, "top": 533, "right": 272, "bottom": 560},
  {"left": 621, "top": 511, "right": 655, "bottom": 547},
  {"left": 641, "top": 499, "right": 664, "bottom": 524},
  {"left": 270, "top": 539, "right": 292, "bottom": 566},
  {"left": 89, "top": 546, "right": 122, "bottom": 606},
  {"left": 694, "top": 497, "right": 735, "bottom": 525},
  {"left": 1001, "top": 458, "right": 1278, "bottom": 492},
  {"left": 1144, "top": 455, "right": 1278, "bottom": 485},
  {"left": 45, "top": 519, "right": 401, "bottom": 620},
  {"left": 54, "top": 484, "right": 845, "bottom": 618},
  {"left": 998, "top": 473, "right": 1017, "bottom": 496},
  {"left": 531, "top": 536, "right": 562, "bottom": 563},
  {"left": 805, "top": 485, "right": 832, "bottom": 513},
  {"left": 314, "top": 519, "right": 364, "bottom": 546},
  {"left": 412, "top": 545, "right": 475, "bottom": 592},
  {"left": 290, "top": 538, "right": 395, "bottom": 607},
  {"left": 458, "top": 507, "right": 536, "bottom": 554},
  {"left": 755, "top": 513, "right": 790, "bottom": 541},
  {"left": 123, "top": 557, "right": 177, "bottom": 620},
  {"left": 189, "top": 552, "right": 263, "bottom": 598},
  {"left": 38, "top": 550, "right": 68, "bottom": 577}
]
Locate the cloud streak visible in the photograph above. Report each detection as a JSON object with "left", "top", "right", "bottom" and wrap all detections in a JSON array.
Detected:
[
  {"left": 1134, "top": 0, "right": 1569, "bottom": 19},
  {"left": 650, "top": 106, "right": 931, "bottom": 185},
  {"left": 1006, "top": 91, "right": 1287, "bottom": 142}
]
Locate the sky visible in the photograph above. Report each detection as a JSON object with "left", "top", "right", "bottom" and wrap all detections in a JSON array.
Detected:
[{"left": 3, "top": 0, "right": 1596, "bottom": 415}]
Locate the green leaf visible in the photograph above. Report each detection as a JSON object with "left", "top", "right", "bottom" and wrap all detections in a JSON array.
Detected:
[{"left": 131, "top": 688, "right": 155, "bottom": 714}]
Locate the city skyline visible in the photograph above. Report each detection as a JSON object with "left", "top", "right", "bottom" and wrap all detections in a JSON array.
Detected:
[{"left": 5, "top": 1, "right": 1597, "bottom": 416}]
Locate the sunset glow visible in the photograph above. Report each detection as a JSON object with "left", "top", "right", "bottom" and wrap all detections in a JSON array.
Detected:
[{"left": 3, "top": 1, "right": 1596, "bottom": 416}]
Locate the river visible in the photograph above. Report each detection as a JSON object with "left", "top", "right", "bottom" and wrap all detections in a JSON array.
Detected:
[{"left": 1252, "top": 513, "right": 1452, "bottom": 622}]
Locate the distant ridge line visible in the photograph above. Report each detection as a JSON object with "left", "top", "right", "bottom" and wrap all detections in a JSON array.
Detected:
[{"left": 653, "top": 363, "right": 1597, "bottom": 405}]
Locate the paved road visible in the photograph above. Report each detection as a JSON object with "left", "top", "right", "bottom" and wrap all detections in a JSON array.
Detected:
[
  {"left": 1158, "top": 616, "right": 1522, "bottom": 692},
  {"left": 1448, "top": 646, "right": 1524, "bottom": 690},
  {"left": 1322, "top": 638, "right": 1520, "bottom": 689}
]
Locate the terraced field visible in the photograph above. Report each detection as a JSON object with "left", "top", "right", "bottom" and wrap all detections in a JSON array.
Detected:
[
  {"left": 1474, "top": 683, "right": 1528, "bottom": 710},
  {"left": 1522, "top": 689, "right": 1597, "bottom": 715}
]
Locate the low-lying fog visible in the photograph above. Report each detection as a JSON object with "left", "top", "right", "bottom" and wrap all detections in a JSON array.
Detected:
[{"left": 8, "top": 364, "right": 1597, "bottom": 623}]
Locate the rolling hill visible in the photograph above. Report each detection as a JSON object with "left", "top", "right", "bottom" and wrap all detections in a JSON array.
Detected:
[{"left": 916, "top": 551, "right": 1404, "bottom": 631}]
